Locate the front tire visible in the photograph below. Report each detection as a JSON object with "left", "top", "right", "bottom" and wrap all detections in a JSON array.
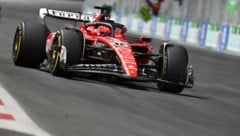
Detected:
[
  {"left": 157, "top": 45, "right": 188, "bottom": 93},
  {"left": 12, "top": 22, "right": 49, "bottom": 67},
  {"left": 50, "top": 29, "right": 84, "bottom": 76}
]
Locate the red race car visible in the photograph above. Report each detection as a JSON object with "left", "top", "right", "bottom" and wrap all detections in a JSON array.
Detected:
[{"left": 12, "top": 6, "right": 193, "bottom": 93}]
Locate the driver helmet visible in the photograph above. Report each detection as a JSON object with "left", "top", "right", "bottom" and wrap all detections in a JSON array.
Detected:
[{"left": 97, "top": 26, "right": 111, "bottom": 36}]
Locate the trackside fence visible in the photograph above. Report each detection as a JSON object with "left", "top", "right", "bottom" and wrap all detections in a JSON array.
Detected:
[{"left": 112, "top": 12, "right": 240, "bottom": 56}]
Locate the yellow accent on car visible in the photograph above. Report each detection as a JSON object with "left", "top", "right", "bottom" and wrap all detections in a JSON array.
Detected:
[
  {"left": 14, "top": 23, "right": 23, "bottom": 61},
  {"left": 51, "top": 31, "right": 62, "bottom": 73}
]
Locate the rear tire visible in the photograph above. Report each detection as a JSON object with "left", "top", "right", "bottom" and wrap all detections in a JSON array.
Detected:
[
  {"left": 50, "top": 29, "right": 84, "bottom": 76},
  {"left": 12, "top": 22, "right": 49, "bottom": 67},
  {"left": 157, "top": 45, "right": 188, "bottom": 93}
]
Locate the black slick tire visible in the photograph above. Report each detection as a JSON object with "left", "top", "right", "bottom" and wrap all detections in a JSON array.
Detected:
[
  {"left": 157, "top": 45, "right": 188, "bottom": 93},
  {"left": 12, "top": 22, "right": 49, "bottom": 67}
]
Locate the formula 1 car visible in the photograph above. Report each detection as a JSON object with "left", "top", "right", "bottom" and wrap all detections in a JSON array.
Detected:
[{"left": 12, "top": 6, "right": 193, "bottom": 93}]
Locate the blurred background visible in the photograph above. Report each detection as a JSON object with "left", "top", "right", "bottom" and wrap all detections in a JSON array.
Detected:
[{"left": 84, "top": 0, "right": 240, "bottom": 25}]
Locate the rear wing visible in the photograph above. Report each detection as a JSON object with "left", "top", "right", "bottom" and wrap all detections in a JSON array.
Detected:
[{"left": 39, "top": 8, "right": 94, "bottom": 23}]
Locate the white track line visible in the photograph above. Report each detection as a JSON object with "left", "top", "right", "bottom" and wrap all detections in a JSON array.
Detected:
[{"left": 0, "top": 84, "right": 51, "bottom": 136}]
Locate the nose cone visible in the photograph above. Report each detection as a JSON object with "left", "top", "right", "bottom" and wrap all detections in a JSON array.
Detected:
[{"left": 115, "top": 47, "right": 138, "bottom": 77}]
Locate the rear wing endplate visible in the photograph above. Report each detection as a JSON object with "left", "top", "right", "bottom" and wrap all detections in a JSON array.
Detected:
[{"left": 39, "top": 8, "right": 94, "bottom": 23}]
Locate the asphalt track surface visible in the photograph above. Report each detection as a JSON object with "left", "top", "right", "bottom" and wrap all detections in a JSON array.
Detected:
[{"left": 0, "top": 1, "right": 240, "bottom": 136}]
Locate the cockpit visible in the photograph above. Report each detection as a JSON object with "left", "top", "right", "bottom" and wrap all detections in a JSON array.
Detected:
[{"left": 84, "top": 21, "right": 127, "bottom": 40}]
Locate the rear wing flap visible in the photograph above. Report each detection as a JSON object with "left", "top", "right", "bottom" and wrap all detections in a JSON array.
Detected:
[{"left": 39, "top": 8, "right": 94, "bottom": 23}]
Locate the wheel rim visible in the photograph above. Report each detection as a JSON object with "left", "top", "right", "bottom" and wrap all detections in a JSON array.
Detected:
[
  {"left": 158, "top": 47, "right": 168, "bottom": 89},
  {"left": 50, "top": 34, "right": 61, "bottom": 73},
  {"left": 12, "top": 25, "right": 22, "bottom": 61}
]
